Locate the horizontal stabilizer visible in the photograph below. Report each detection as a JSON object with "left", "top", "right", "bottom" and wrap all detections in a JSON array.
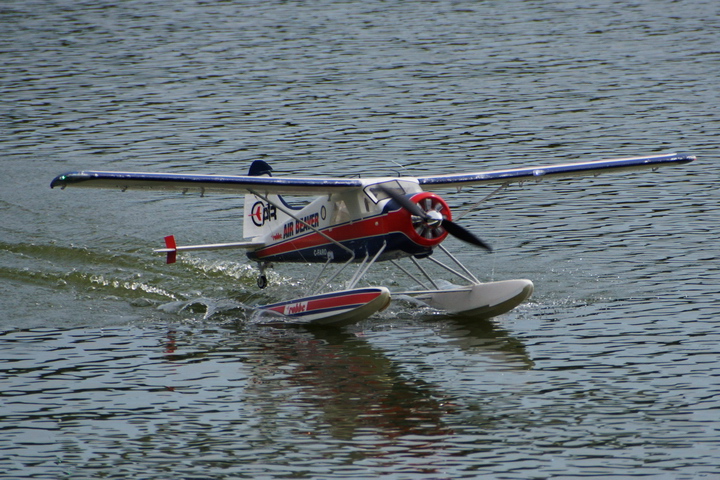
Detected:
[{"left": 155, "top": 235, "right": 265, "bottom": 264}]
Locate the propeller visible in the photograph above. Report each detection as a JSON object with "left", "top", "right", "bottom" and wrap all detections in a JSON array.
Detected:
[{"left": 380, "top": 186, "right": 492, "bottom": 252}]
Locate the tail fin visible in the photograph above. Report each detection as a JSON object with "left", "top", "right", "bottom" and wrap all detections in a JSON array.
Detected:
[
  {"left": 243, "top": 160, "right": 292, "bottom": 240},
  {"left": 163, "top": 235, "right": 178, "bottom": 264},
  {"left": 248, "top": 159, "right": 273, "bottom": 177}
]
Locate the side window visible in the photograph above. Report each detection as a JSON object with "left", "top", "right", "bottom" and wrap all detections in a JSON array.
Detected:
[{"left": 332, "top": 199, "right": 351, "bottom": 224}]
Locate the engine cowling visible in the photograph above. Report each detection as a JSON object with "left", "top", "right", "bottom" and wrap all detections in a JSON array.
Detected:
[{"left": 398, "top": 192, "right": 452, "bottom": 247}]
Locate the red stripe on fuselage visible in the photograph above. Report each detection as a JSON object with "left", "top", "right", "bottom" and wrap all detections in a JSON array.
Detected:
[{"left": 252, "top": 210, "right": 411, "bottom": 260}]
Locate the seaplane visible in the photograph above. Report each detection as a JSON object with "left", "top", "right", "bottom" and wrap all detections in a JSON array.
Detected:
[{"left": 51, "top": 152, "right": 695, "bottom": 326}]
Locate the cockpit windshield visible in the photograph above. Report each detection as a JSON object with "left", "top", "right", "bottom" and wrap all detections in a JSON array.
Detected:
[{"left": 365, "top": 180, "right": 421, "bottom": 203}]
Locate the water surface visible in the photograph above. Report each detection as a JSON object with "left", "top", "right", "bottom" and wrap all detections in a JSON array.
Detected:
[{"left": 2, "top": 0, "right": 719, "bottom": 478}]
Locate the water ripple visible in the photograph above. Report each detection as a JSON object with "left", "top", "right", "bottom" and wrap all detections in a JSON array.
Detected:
[{"left": 2, "top": 0, "right": 719, "bottom": 478}]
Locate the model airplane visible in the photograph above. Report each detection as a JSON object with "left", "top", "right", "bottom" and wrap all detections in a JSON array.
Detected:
[{"left": 51, "top": 152, "right": 695, "bottom": 326}]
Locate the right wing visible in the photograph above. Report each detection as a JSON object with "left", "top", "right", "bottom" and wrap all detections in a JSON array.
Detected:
[{"left": 415, "top": 153, "right": 695, "bottom": 189}]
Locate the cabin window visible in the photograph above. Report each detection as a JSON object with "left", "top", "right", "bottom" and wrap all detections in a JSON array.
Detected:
[{"left": 332, "top": 199, "right": 351, "bottom": 224}]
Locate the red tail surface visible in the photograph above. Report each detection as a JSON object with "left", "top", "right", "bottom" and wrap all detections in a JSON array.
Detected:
[{"left": 164, "top": 235, "right": 177, "bottom": 264}]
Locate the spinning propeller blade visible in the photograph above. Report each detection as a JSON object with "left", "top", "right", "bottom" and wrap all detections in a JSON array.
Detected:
[
  {"left": 440, "top": 219, "right": 492, "bottom": 251},
  {"left": 383, "top": 186, "right": 429, "bottom": 219},
  {"left": 379, "top": 187, "right": 492, "bottom": 251}
]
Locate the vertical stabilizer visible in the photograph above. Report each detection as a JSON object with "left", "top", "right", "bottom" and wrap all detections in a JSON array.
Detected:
[{"left": 243, "top": 160, "right": 291, "bottom": 240}]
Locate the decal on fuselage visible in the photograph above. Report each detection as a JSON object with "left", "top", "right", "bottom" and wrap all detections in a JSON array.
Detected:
[
  {"left": 280, "top": 211, "right": 321, "bottom": 240},
  {"left": 249, "top": 201, "right": 277, "bottom": 227},
  {"left": 295, "top": 212, "right": 320, "bottom": 234}
]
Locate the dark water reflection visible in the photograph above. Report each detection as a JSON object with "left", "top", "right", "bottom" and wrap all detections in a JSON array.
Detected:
[
  {"left": 1, "top": 321, "right": 531, "bottom": 478},
  {"left": 239, "top": 326, "right": 455, "bottom": 443}
]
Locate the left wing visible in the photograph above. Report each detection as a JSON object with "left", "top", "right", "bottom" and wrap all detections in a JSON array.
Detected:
[
  {"left": 50, "top": 171, "right": 365, "bottom": 196},
  {"left": 416, "top": 153, "right": 695, "bottom": 189}
]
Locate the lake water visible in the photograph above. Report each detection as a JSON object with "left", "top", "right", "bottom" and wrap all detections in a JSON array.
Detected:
[{"left": 2, "top": 0, "right": 719, "bottom": 478}]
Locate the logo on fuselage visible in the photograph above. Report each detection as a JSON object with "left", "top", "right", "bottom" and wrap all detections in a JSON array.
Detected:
[{"left": 250, "top": 201, "right": 277, "bottom": 227}]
